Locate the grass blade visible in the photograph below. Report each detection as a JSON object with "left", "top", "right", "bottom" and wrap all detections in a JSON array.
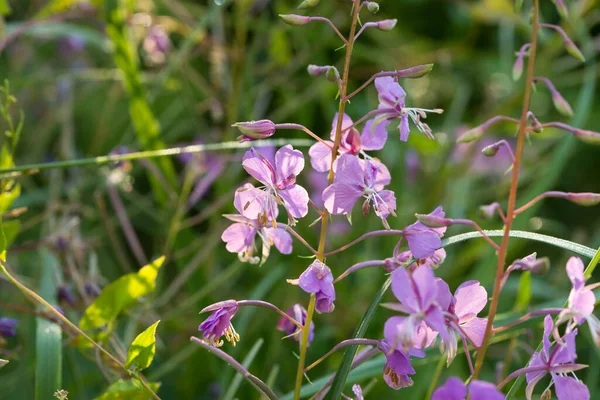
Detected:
[{"left": 222, "top": 338, "right": 264, "bottom": 400}]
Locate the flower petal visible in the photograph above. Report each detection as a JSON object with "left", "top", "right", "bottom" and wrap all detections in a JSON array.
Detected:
[
  {"left": 468, "top": 380, "right": 505, "bottom": 400},
  {"left": 405, "top": 228, "right": 442, "bottom": 259},
  {"left": 432, "top": 377, "right": 466, "bottom": 400},
  {"left": 460, "top": 317, "right": 487, "bottom": 347},
  {"left": 278, "top": 185, "right": 309, "bottom": 218},
  {"left": 308, "top": 141, "right": 334, "bottom": 172},
  {"left": 275, "top": 145, "right": 305, "bottom": 184},
  {"left": 554, "top": 376, "right": 590, "bottom": 400},
  {"left": 399, "top": 114, "right": 410, "bottom": 142},
  {"left": 566, "top": 257, "right": 586, "bottom": 290},
  {"left": 242, "top": 148, "right": 276, "bottom": 186},
  {"left": 454, "top": 280, "right": 488, "bottom": 318},
  {"left": 322, "top": 182, "right": 362, "bottom": 215},
  {"left": 361, "top": 119, "right": 390, "bottom": 151},
  {"left": 221, "top": 223, "right": 256, "bottom": 253},
  {"left": 390, "top": 267, "right": 419, "bottom": 312},
  {"left": 265, "top": 228, "right": 293, "bottom": 254}
]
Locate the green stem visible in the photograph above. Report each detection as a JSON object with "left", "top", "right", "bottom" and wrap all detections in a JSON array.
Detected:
[
  {"left": 471, "top": 0, "right": 539, "bottom": 380},
  {"left": 0, "top": 138, "right": 313, "bottom": 177},
  {"left": 0, "top": 261, "right": 160, "bottom": 400}
]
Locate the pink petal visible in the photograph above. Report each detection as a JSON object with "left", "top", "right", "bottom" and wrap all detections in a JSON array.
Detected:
[
  {"left": 373, "top": 189, "right": 396, "bottom": 219},
  {"left": 308, "top": 141, "right": 334, "bottom": 172},
  {"left": 334, "top": 154, "right": 366, "bottom": 187},
  {"left": 435, "top": 278, "right": 453, "bottom": 310},
  {"left": 454, "top": 281, "right": 488, "bottom": 318},
  {"left": 460, "top": 317, "right": 487, "bottom": 347},
  {"left": 234, "top": 183, "right": 273, "bottom": 219},
  {"left": 374, "top": 76, "right": 406, "bottom": 109},
  {"left": 432, "top": 377, "right": 466, "bottom": 400},
  {"left": 390, "top": 267, "right": 419, "bottom": 312},
  {"left": 526, "top": 352, "right": 546, "bottom": 384},
  {"left": 221, "top": 223, "right": 256, "bottom": 253},
  {"left": 568, "top": 288, "right": 595, "bottom": 324},
  {"left": 361, "top": 119, "right": 390, "bottom": 151},
  {"left": 322, "top": 182, "right": 362, "bottom": 215},
  {"left": 330, "top": 113, "right": 355, "bottom": 141},
  {"left": 242, "top": 148, "right": 276, "bottom": 186},
  {"left": 399, "top": 114, "right": 410, "bottom": 142},
  {"left": 405, "top": 228, "right": 442, "bottom": 259},
  {"left": 278, "top": 185, "right": 309, "bottom": 218},
  {"left": 566, "top": 257, "right": 586, "bottom": 290},
  {"left": 275, "top": 145, "right": 305, "bottom": 183},
  {"left": 265, "top": 228, "right": 292, "bottom": 254},
  {"left": 468, "top": 380, "right": 504, "bottom": 400},
  {"left": 554, "top": 376, "right": 590, "bottom": 400}
]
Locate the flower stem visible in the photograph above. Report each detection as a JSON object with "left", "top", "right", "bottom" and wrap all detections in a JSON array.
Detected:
[
  {"left": 304, "top": 338, "right": 380, "bottom": 372},
  {"left": 0, "top": 261, "right": 161, "bottom": 399},
  {"left": 471, "top": 0, "right": 540, "bottom": 380},
  {"left": 293, "top": 2, "right": 362, "bottom": 399}
]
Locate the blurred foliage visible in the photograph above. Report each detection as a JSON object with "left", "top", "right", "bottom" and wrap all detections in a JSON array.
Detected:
[{"left": 0, "top": 0, "right": 599, "bottom": 399}]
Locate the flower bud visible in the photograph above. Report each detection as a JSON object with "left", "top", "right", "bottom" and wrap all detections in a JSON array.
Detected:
[
  {"left": 376, "top": 19, "right": 397, "bottom": 31},
  {"left": 307, "top": 64, "right": 329, "bottom": 77},
  {"left": 479, "top": 203, "right": 498, "bottom": 219},
  {"left": 510, "top": 253, "right": 550, "bottom": 275},
  {"left": 279, "top": 14, "right": 311, "bottom": 26},
  {"left": 512, "top": 54, "right": 524, "bottom": 81},
  {"left": 527, "top": 112, "right": 543, "bottom": 133},
  {"left": 573, "top": 129, "right": 600, "bottom": 145},
  {"left": 366, "top": 2, "right": 379, "bottom": 13},
  {"left": 566, "top": 192, "right": 600, "bottom": 206},
  {"left": 232, "top": 120, "right": 276, "bottom": 142},
  {"left": 565, "top": 40, "right": 585, "bottom": 62},
  {"left": 0, "top": 359, "right": 8, "bottom": 368},
  {"left": 415, "top": 213, "right": 450, "bottom": 228},
  {"left": 481, "top": 143, "right": 499, "bottom": 157},
  {"left": 326, "top": 66, "right": 340, "bottom": 83},
  {"left": 457, "top": 126, "right": 484, "bottom": 143},
  {"left": 396, "top": 64, "right": 434, "bottom": 79},
  {"left": 297, "top": 0, "right": 319, "bottom": 9},
  {"left": 552, "top": 92, "right": 573, "bottom": 117}
]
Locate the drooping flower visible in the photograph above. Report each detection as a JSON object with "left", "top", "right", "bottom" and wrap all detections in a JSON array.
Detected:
[
  {"left": 448, "top": 281, "right": 488, "bottom": 348},
  {"left": 292, "top": 260, "right": 336, "bottom": 313},
  {"left": 402, "top": 206, "right": 447, "bottom": 259},
  {"left": 373, "top": 77, "right": 442, "bottom": 141},
  {"left": 198, "top": 300, "right": 240, "bottom": 347},
  {"left": 308, "top": 113, "right": 390, "bottom": 173},
  {"left": 322, "top": 154, "right": 396, "bottom": 226},
  {"left": 525, "top": 315, "right": 589, "bottom": 400},
  {"left": 276, "top": 304, "right": 314, "bottom": 344},
  {"left": 222, "top": 184, "right": 292, "bottom": 264},
  {"left": 377, "top": 340, "right": 422, "bottom": 390},
  {"left": 432, "top": 377, "right": 504, "bottom": 400},
  {"left": 0, "top": 318, "right": 17, "bottom": 337},
  {"left": 383, "top": 265, "right": 451, "bottom": 351},
  {"left": 242, "top": 145, "right": 309, "bottom": 223}
]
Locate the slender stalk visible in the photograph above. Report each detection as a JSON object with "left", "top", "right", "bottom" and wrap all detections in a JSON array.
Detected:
[
  {"left": 276, "top": 124, "right": 334, "bottom": 149},
  {"left": 471, "top": 0, "right": 540, "bottom": 380},
  {"left": 0, "top": 262, "right": 160, "bottom": 399},
  {"left": 492, "top": 308, "right": 562, "bottom": 333},
  {"left": 324, "top": 230, "right": 403, "bottom": 257},
  {"left": 277, "top": 223, "right": 319, "bottom": 256},
  {"left": 293, "top": 3, "right": 362, "bottom": 399},
  {"left": 237, "top": 300, "right": 304, "bottom": 329},
  {"left": 304, "top": 338, "right": 380, "bottom": 372},
  {"left": 334, "top": 260, "right": 387, "bottom": 283},
  {"left": 310, "top": 17, "right": 349, "bottom": 45},
  {"left": 514, "top": 191, "right": 568, "bottom": 215}
]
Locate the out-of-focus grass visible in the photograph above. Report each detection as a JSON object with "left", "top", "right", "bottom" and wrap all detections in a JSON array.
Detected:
[{"left": 0, "top": 0, "right": 598, "bottom": 399}]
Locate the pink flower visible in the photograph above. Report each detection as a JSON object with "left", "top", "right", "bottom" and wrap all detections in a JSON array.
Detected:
[
  {"left": 242, "top": 145, "right": 309, "bottom": 223},
  {"left": 402, "top": 206, "right": 447, "bottom": 259},
  {"left": 293, "top": 260, "right": 336, "bottom": 313},
  {"left": 449, "top": 280, "right": 488, "bottom": 348},
  {"left": 198, "top": 300, "right": 239, "bottom": 347},
  {"left": 322, "top": 154, "right": 396, "bottom": 225}
]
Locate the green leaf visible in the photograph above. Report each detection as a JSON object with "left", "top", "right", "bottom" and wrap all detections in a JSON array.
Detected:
[
  {"left": 126, "top": 320, "right": 160, "bottom": 371},
  {"left": 94, "top": 379, "right": 160, "bottom": 400},
  {"left": 0, "top": 146, "right": 21, "bottom": 214},
  {"left": 0, "top": 218, "right": 6, "bottom": 261},
  {"left": 36, "top": 249, "right": 63, "bottom": 400},
  {"left": 80, "top": 256, "right": 165, "bottom": 331},
  {"left": 0, "top": 0, "right": 10, "bottom": 16},
  {"left": 513, "top": 271, "right": 531, "bottom": 313}
]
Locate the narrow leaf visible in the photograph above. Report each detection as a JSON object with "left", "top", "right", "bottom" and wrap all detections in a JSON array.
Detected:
[
  {"left": 222, "top": 339, "right": 264, "bottom": 400},
  {"left": 513, "top": 271, "right": 531, "bottom": 313},
  {"left": 126, "top": 320, "right": 161, "bottom": 371},
  {"left": 94, "top": 379, "right": 161, "bottom": 400}
]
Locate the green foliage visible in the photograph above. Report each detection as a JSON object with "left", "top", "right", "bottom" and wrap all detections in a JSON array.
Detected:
[
  {"left": 126, "top": 320, "right": 161, "bottom": 371},
  {"left": 80, "top": 256, "right": 165, "bottom": 331},
  {"left": 94, "top": 379, "right": 160, "bottom": 400},
  {"left": 513, "top": 271, "right": 531, "bottom": 313},
  {"left": 37, "top": 0, "right": 103, "bottom": 18}
]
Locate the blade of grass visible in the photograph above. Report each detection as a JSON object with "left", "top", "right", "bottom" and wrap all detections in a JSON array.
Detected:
[{"left": 222, "top": 338, "right": 264, "bottom": 400}]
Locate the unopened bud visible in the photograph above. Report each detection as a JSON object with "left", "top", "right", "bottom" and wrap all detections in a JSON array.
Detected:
[
  {"left": 479, "top": 203, "right": 498, "bottom": 219},
  {"left": 527, "top": 112, "right": 543, "bottom": 133},
  {"left": 297, "top": 0, "right": 319, "bottom": 9},
  {"left": 415, "top": 213, "right": 450, "bottom": 228},
  {"left": 566, "top": 192, "right": 600, "bottom": 206},
  {"left": 481, "top": 144, "right": 499, "bottom": 157},
  {"left": 307, "top": 64, "right": 329, "bottom": 77},
  {"left": 232, "top": 120, "right": 276, "bottom": 142},
  {"left": 565, "top": 40, "right": 585, "bottom": 62},
  {"left": 279, "top": 14, "right": 311, "bottom": 26},
  {"left": 553, "top": 0, "right": 569, "bottom": 18},
  {"left": 511, "top": 253, "right": 550, "bottom": 275},
  {"left": 512, "top": 54, "right": 524, "bottom": 81},
  {"left": 457, "top": 126, "right": 484, "bottom": 143},
  {"left": 552, "top": 92, "right": 573, "bottom": 117},
  {"left": 396, "top": 64, "right": 434, "bottom": 79},
  {"left": 366, "top": 2, "right": 379, "bottom": 13},
  {"left": 573, "top": 129, "right": 600, "bottom": 145},
  {"left": 376, "top": 19, "right": 397, "bottom": 31},
  {"left": 326, "top": 66, "right": 340, "bottom": 83}
]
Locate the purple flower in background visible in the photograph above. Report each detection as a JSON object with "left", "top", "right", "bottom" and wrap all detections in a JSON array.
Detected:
[
  {"left": 242, "top": 145, "right": 309, "bottom": 223},
  {"left": 292, "top": 260, "right": 336, "bottom": 313},
  {"left": 84, "top": 282, "right": 102, "bottom": 298},
  {"left": 222, "top": 184, "right": 292, "bottom": 264},
  {"left": 0, "top": 318, "right": 17, "bottom": 337},
  {"left": 233, "top": 120, "right": 276, "bottom": 142},
  {"left": 377, "top": 340, "right": 422, "bottom": 390},
  {"left": 323, "top": 154, "right": 396, "bottom": 226},
  {"left": 198, "top": 300, "right": 240, "bottom": 347},
  {"left": 351, "top": 384, "right": 363, "bottom": 400},
  {"left": 308, "top": 113, "right": 391, "bottom": 173},
  {"left": 276, "top": 304, "right": 314, "bottom": 344},
  {"left": 525, "top": 315, "right": 588, "bottom": 400},
  {"left": 402, "top": 206, "right": 447, "bottom": 259},
  {"left": 143, "top": 26, "right": 171, "bottom": 65},
  {"left": 383, "top": 266, "right": 451, "bottom": 351},
  {"left": 57, "top": 286, "right": 77, "bottom": 307},
  {"left": 449, "top": 280, "right": 488, "bottom": 348},
  {"left": 432, "top": 377, "right": 504, "bottom": 400},
  {"left": 386, "top": 248, "right": 447, "bottom": 273}
]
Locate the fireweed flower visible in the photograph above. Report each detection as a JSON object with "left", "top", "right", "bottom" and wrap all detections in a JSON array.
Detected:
[
  {"left": 377, "top": 339, "right": 423, "bottom": 389},
  {"left": 222, "top": 184, "right": 292, "bottom": 264},
  {"left": 276, "top": 304, "right": 314, "bottom": 344},
  {"left": 308, "top": 113, "right": 391, "bottom": 173},
  {"left": 525, "top": 315, "right": 589, "bottom": 400},
  {"left": 402, "top": 206, "right": 447, "bottom": 259},
  {"left": 373, "top": 76, "right": 442, "bottom": 141},
  {"left": 432, "top": 377, "right": 504, "bottom": 400},
  {"left": 242, "top": 145, "right": 309, "bottom": 223},
  {"left": 290, "top": 260, "right": 336, "bottom": 313},
  {"left": 383, "top": 265, "right": 451, "bottom": 352},
  {"left": 557, "top": 257, "right": 600, "bottom": 343},
  {"left": 232, "top": 120, "right": 276, "bottom": 142},
  {"left": 198, "top": 300, "right": 240, "bottom": 347},
  {"left": 384, "top": 248, "right": 447, "bottom": 272},
  {"left": 0, "top": 318, "right": 17, "bottom": 337},
  {"left": 448, "top": 281, "right": 488, "bottom": 348},
  {"left": 322, "top": 154, "right": 396, "bottom": 226}
]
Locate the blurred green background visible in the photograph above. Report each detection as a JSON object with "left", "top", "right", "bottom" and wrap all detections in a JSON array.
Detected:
[{"left": 0, "top": 0, "right": 599, "bottom": 398}]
